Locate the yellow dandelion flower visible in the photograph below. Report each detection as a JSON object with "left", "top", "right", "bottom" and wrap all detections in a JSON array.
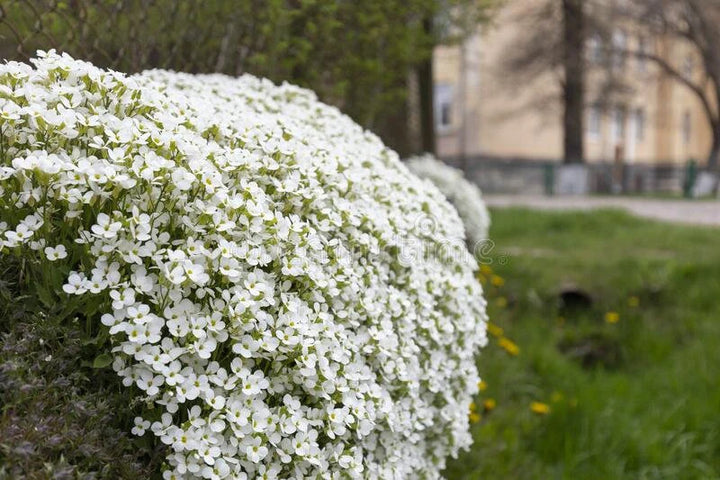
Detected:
[
  {"left": 496, "top": 296, "right": 508, "bottom": 308},
  {"left": 605, "top": 311, "right": 620, "bottom": 324},
  {"left": 483, "top": 398, "right": 496, "bottom": 411},
  {"left": 478, "top": 380, "right": 488, "bottom": 392},
  {"left": 487, "top": 322, "right": 504, "bottom": 338},
  {"left": 498, "top": 337, "right": 520, "bottom": 356},
  {"left": 530, "top": 401, "right": 550, "bottom": 415},
  {"left": 550, "top": 391, "right": 564, "bottom": 403},
  {"left": 477, "top": 274, "right": 487, "bottom": 285},
  {"left": 469, "top": 412, "right": 482, "bottom": 423},
  {"left": 469, "top": 402, "right": 477, "bottom": 412},
  {"left": 491, "top": 275, "right": 505, "bottom": 287},
  {"left": 480, "top": 264, "right": 493, "bottom": 275},
  {"left": 628, "top": 296, "right": 639, "bottom": 307}
]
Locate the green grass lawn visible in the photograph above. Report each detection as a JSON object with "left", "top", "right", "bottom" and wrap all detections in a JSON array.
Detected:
[{"left": 446, "top": 208, "right": 720, "bottom": 480}]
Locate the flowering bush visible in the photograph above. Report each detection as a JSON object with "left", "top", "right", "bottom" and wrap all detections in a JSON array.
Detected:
[
  {"left": 0, "top": 52, "right": 487, "bottom": 479},
  {"left": 406, "top": 155, "right": 490, "bottom": 247}
]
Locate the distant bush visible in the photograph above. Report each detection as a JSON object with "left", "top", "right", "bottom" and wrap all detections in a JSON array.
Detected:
[
  {"left": 406, "top": 154, "right": 491, "bottom": 248},
  {"left": 0, "top": 52, "right": 487, "bottom": 479}
]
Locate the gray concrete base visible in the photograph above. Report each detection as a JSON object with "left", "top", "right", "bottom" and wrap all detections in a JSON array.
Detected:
[
  {"left": 440, "top": 155, "right": 692, "bottom": 195},
  {"left": 555, "top": 164, "right": 590, "bottom": 195},
  {"left": 692, "top": 172, "right": 718, "bottom": 198}
]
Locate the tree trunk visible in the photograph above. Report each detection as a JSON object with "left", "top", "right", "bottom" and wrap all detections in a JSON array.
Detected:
[
  {"left": 708, "top": 128, "right": 720, "bottom": 170},
  {"left": 418, "top": 18, "right": 436, "bottom": 155},
  {"left": 562, "top": 0, "right": 585, "bottom": 164},
  {"left": 708, "top": 132, "right": 720, "bottom": 196},
  {"left": 377, "top": 88, "right": 413, "bottom": 157}
]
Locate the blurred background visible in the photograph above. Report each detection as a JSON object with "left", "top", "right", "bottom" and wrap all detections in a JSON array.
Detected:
[{"left": 3, "top": 0, "right": 720, "bottom": 197}]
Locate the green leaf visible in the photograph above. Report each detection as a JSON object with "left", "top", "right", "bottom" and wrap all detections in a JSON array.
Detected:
[
  {"left": 92, "top": 353, "right": 113, "bottom": 369},
  {"left": 36, "top": 284, "right": 55, "bottom": 308}
]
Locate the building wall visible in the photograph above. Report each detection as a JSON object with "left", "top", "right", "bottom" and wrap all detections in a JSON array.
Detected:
[
  {"left": 434, "top": 0, "right": 714, "bottom": 166},
  {"left": 435, "top": 0, "right": 563, "bottom": 161},
  {"left": 434, "top": 32, "right": 484, "bottom": 158}
]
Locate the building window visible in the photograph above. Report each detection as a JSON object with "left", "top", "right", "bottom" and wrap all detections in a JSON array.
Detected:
[
  {"left": 612, "top": 106, "right": 626, "bottom": 142},
  {"left": 637, "top": 36, "right": 648, "bottom": 72},
  {"left": 633, "top": 107, "right": 645, "bottom": 141},
  {"left": 434, "top": 84, "right": 453, "bottom": 131},
  {"left": 587, "top": 104, "right": 602, "bottom": 138},
  {"left": 440, "top": 103, "right": 452, "bottom": 127},
  {"left": 588, "top": 34, "right": 603, "bottom": 64},
  {"left": 612, "top": 29, "right": 627, "bottom": 70},
  {"left": 683, "top": 110, "right": 692, "bottom": 144}
]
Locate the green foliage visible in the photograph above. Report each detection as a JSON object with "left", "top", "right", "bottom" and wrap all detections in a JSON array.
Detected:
[
  {"left": 446, "top": 208, "right": 720, "bottom": 480},
  {"left": 0, "top": 259, "right": 166, "bottom": 479}
]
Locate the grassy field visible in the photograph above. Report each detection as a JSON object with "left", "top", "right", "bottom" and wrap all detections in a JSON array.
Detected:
[{"left": 446, "top": 208, "right": 720, "bottom": 480}]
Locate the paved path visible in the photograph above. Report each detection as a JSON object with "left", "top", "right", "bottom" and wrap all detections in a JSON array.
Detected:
[{"left": 485, "top": 195, "right": 720, "bottom": 226}]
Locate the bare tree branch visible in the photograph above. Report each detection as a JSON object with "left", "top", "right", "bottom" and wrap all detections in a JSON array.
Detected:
[
  {"left": 633, "top": 49, "right": 719, "bottom": 128},
  {"left": 617, "top": 0, "right": 720, "bottom": 167}
]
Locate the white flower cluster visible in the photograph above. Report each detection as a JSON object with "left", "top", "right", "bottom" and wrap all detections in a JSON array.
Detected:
[
  {"left": 406, "top": 155, "right": 490, "bottom": 248},
  {"left": 0, "top": 52, "right": 488, "bottom": 479}
]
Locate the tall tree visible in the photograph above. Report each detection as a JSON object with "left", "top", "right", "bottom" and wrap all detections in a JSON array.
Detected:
[
  {"left": 418, "top": 17, "right": 437, "bottom": 155},
  {"left": 501, "top": 0, "right": 593, "bottom": 163},
  {"left": 562, "top": 0, "right": 586, "bottom": 164}
]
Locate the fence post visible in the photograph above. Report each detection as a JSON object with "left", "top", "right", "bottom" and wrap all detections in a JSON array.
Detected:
[
  {"left": 544, "top": 162, "right": 555, "bottom": 196},
  {"left": 683, "top": 159, "right": 697, "bottom": 198}
]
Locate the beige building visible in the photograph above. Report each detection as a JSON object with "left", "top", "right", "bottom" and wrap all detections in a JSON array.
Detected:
[{"left": 434, "top": 0, "right": 712, "bottom": 166}]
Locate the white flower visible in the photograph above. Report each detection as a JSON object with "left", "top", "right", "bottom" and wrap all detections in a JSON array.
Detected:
[
  {"left": 101, "top": 311, "right": 127, "bottom": 335},
  {"left": 245, "top": 437, "right": 269, "bottom": 463},
  {"left": 62, "top": 272, "right": 87, "bottom": 295},
  {"left": 137, "top": 370, "right": 165, "bottom": 396},
  {"left": 172, "top": 167, "right": 196, "bottom": 191},
  {"left": 184, "top": 262, "right": 209, "bottom": 285},
  {"left": 44, "top": 244, "right": 67, "bottom": 261},
  {"left": 4, "top": 224, "right": 34, "bottom": 246},
  {"left": 132, "top": 416, "right": 151, "bottom": 436},
  {"left": 200, "top": 458, "right": 230, "bottom": 480},
  {"left": 127, "top": 303, "right": 152, "bottom": 324},
  {"left": 110, "top": 288, "right": 136, "bottom": 309},
  {"left": 232, "top": 335, "right": 260, "bottom": 358},
  {"left": 239, "top": 370, "right": 269, "bottom": 397},
  {"left": 91, "top": 212, "right": 123, "bottom": 239}
]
